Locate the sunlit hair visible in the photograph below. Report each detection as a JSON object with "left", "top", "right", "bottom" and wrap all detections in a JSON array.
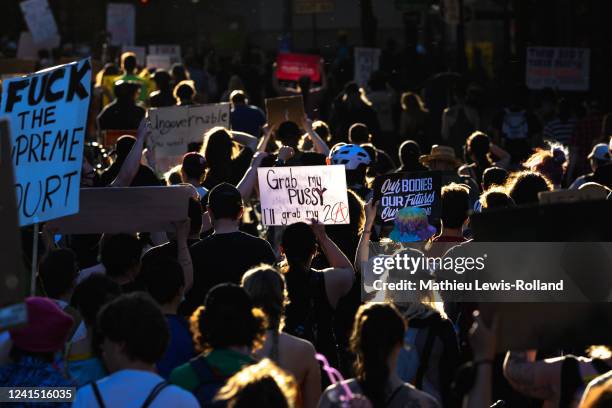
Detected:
[
  {"left": 215, "top": 359, "right": 298, "bottom": 408},
  {"left": 504, "top": 170, "right": 553, "bottom": 205},
  {"left": 587, "top": 345, "right": 612, "bottom": 360},
  {"left": 523, "top": 143, "right": 568, "bottom": 187},
  {"left": 164, "top": 164, "right": 183, "bottom": 185},
  {"left": 189, "top": 305, "right": 267, "bottom": 354},
  {"left": 479, "top": 186, "right": 515, "bottom": 210},
  {"left": 342, "top": 85, "right": 372, "bottom": 107},
  {"left": 350, "top": 303, "right": 406, "bottom": 407},
  {"left": 401, "top": 92, "right": 428, "bottom": 113},
  {"left": 173, "top": 80, "right": 196, "bottom": 102},
  {"left": 241, "top": 265, "right": 289, "bottom": 333},
  {"left": 580, "top": 375, "right": 612, "bottom": 408},
  {"left": 200, "top": 127, "right": 238, "bottom": 184}
]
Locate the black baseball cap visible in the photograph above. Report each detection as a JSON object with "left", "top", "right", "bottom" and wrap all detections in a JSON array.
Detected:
[{"left": 207, "top": 182, "right": 243, "bottom": 219}]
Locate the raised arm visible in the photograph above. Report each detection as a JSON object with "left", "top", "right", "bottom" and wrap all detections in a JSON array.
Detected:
[
  {"left": 257, "top": 124, "right": 275, "bottom": 153},
  {"left": 310, "top": 59, "right": 328, "bottom": 93},
  {"left": 489, "top": 142, "right": 511, "bottom": 169},
  {"left": 503, "top": 350, "right": 561, "bottom": 401},
  {"left": 272, "top": 62, "right": 298, "bottom": 95},
  {"left": 302, "top": 116, "right": 330, "bottom": 156},
  {"left": 174, "top": 219, "right": 194, "bottom": 292},
  {"left": 237, "top": 152, "right": 269, "bottom": 200},
  {"left": 311, "top": 219, "right": 354, "bottom": 307},
  {"left": 464, "top": 311, "right": 498, "bottom": 408},
  {"left": 356, "top": 199, "right": 377, "bottom": 272},
  {"left": 110, "top": 118, "right": 151, "bottom": 187},
  {"left": 230, "top": 130, "right": 258, "bottom": 151}
]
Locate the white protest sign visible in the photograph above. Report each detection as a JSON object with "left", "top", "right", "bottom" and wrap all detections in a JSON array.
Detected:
[
  {"left": 122, "top": 45, "right": 147, "bottom": 67},
  {"left": 257, "top": 165, "right": 350, "bottom": 226},
  {"left": 19, "top": 0, "right": 60, "bottom": 49},
  {"left": 146, "top": 55, "right": 173, "bottom": 71},
  {"left": 526, "top": 47, "right": 590, "bottom": 91},
  {"left": 354, "top": 47, "right": 381, "bottom": 88},
  {"left": 1, "top": 58, "right": 92, "bottom": 226},
  {"left": 149, "top": 103, "right": 230, "bottom": 172},
  {"left": 148, "top": 45, "right": 181, "bottom": 58},
  {"left": 107, "top": 3, "right": 135, "bottom": 46}
]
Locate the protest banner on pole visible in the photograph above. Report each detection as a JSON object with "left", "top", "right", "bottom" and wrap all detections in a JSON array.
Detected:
[
  {"left": 148, "top": 103, "right": 230, "bottom": 172},
  {"left": 19, "top": 0, "right": 60, "bottom": 49},
  {"left": 257, "top": 165, "right": 350, "bottom": 226},
  {"left": 106, "top": 3, "right": 135, "bottom": 46},
  {"left": 373, "top": 171, "right": 442, "bottom": 224},
  {"left": 0, "top": 120, "right": 27, "bottom": 322},
  {"left": 276, "top": 53, "right": 321, "bottom": 83},
  {"left": 122, "top": 45, "right": 146, "bottom": 67},
  {"left": 526, "top": 47, "right": 590, "bottom": 91},
  {"left": 47, "top": 186, "right": 193, "bottom": 234},
  {"left": 265, "top": 96, "right": 306, "bottom": 130},
  {"left": 354, "top": 47, "right": 381, "bottom": 88},
  {"left": 1, "top": 58, "right": 92, "bottom": 226}
]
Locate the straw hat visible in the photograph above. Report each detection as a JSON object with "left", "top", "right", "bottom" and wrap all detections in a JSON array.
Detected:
[{"left": 419, "top": 145, "right": 462, "bottom": 167}]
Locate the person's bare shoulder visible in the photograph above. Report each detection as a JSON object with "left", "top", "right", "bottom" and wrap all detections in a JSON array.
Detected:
[{"left": 282, "top": 332, "right": 317, "bottom": 357}]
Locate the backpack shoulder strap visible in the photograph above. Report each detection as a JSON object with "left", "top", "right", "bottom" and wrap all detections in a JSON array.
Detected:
[
  {"left": 190, "top": 356, "right": 215, "bottom": 382},
  {"left": 90, "top": 381, "right": 106, "bottom": 408},
  {"left": 560, "top": 355, "right": 582, "bottom": 408},
  {"left": 415, "top": 322, "right": 439, "bottom": 389},
  {"left": 141, "top": 381, "right": 170, "bottom": 408}
]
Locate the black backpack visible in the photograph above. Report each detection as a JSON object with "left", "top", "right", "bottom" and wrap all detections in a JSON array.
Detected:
[
  {"left": 189, "top": 356, "right": 232, "bottom": 408},
  {"left": 90, "top": 380, "right": 169, "bottom": 408}
]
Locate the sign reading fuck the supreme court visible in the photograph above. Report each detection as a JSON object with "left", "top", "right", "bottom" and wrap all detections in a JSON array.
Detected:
[
  {"left": 1, "top": 58, "right": 92, "bottom": 226},
  {"left": 257, "top": 165, "right": 350, "bottom": 226}
]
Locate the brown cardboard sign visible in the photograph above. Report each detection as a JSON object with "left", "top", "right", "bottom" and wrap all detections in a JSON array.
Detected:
[
  {"left": 0, "top": 119, "right": 27, "bottom": 322},
  {"left": 47, "top": 185, "right": 193, "bottom": 234},
  {"left": 265, "top": 95, "right": 305, "bottom": 129}
]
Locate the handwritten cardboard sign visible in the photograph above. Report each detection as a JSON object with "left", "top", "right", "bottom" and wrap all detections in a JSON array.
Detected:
[
  {"left": 373, "top": 171, "right": 442, "bottom": 224},
  {"left": 257, "top": 165, "right": 350, "bottom": 226},
  {"left": 148, "top": 103, "right": 230, "bottom": 172},
  {"left": 47, "top": 186, "right": 193, "bottom": 234},
  {"left": 1, "top": 58, "right": 92, "bottom": 226},
  {"left": 276, "top": 53, "right": 321, "bottom": 82},
  {"left": 19, "top": 0, "right": 60, "bottom": 49},
  {"left": 265, "top": 95, "right": 305, "bottom": 129}
]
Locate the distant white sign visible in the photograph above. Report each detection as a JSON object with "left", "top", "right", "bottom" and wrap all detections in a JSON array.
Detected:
[
  {"left": 149, "top": 103, "right": 230, "bottom": 172},
  {"left": 148, "top": 45, "right": 181, "bottom": 58},
  {"left": 146, "top": 55, "right": 173, "bottom": 71},
  {"left": 107, "top": 3, "right": 135, "bottom": 46},
  {"left": 354, "top": 47, "right": 381, "bottom": 88},
  {"left": 526, "top": 47, "right": 590, "bottom": 91},
  {"left": 19, "top": 0, "right": 60, "bottom": 49},
  {"left": 257, "top": 165, "right": 350, "bottom": 226}
]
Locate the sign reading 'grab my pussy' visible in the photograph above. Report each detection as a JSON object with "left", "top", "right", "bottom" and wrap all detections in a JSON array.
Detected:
[{"left": 257, "top": 165, "right": 350, "bottom": 226}]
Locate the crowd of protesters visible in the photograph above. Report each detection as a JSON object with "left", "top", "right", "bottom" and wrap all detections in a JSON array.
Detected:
[{"left": 2, "top": 42, "right": 612, "bottom": 408}]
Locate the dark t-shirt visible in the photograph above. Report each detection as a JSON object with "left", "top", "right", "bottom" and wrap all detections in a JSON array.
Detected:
[
  {"left": 179, "top": 231, "right": 276, "bottom": 316},
  {"left": 100, "top": 163, "right": 162, "bottom": 187},
  {"left": 141, "top": 238, "right": 201, "bottom": 271},
  {"left": 149, "top": 90, "right": 176, "bottom": 108},
  {"left": 230, "top": 105, "right": 266, "bottom": 138},
  {"left": 97, "top": 101, "right": 146, "bottom": 131}
]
